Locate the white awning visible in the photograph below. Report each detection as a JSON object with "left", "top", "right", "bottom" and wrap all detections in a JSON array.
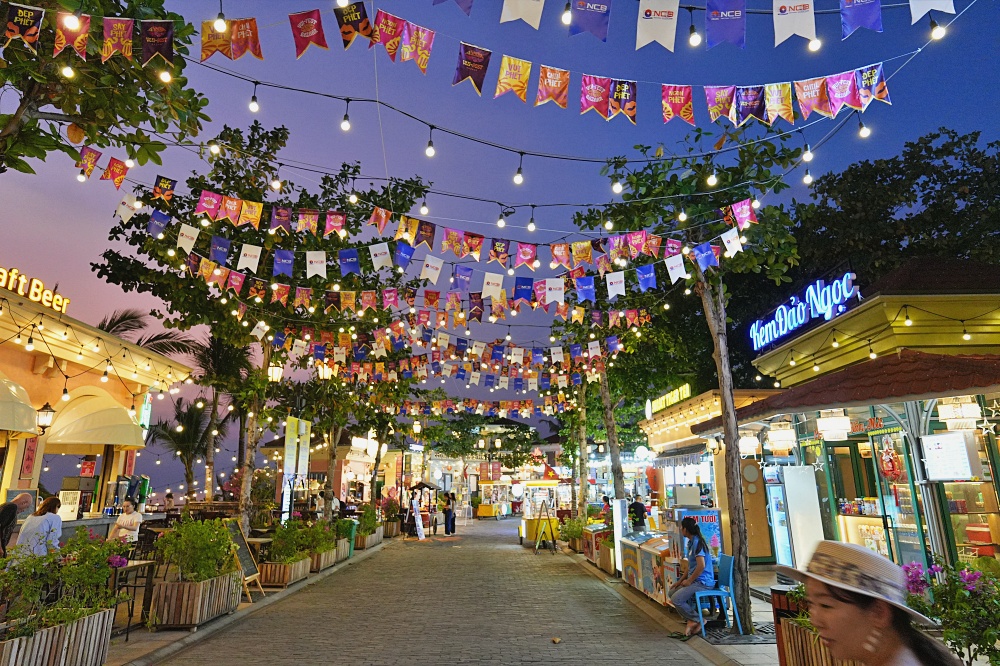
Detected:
[
  {"left": 0, "top": 371, "right": 36, "bottom": 438},
  {"left": 41, "top": 391, "right": 144, "bottom": 455}
]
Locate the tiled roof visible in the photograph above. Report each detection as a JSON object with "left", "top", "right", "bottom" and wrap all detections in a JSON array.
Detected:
[{"left": 692, "top": 350, "right": 1000, "bottom": 434}]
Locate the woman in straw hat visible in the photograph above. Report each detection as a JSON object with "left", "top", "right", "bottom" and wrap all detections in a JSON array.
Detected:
[{"left": 777, "top": 541, "right": 960, "bottom": 665}]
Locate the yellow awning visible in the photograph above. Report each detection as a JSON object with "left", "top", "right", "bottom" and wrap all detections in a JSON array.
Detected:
[
  {"left": 41, "top": 390, "right": 144, "bottom": 455},
  {"left": 0, "top": 371, "right": 36, "bottom": 438}
]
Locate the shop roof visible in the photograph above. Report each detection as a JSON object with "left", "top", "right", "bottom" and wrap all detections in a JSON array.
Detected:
[{"left": 693, "top": 349, "right": 1000, "bottom": 435}]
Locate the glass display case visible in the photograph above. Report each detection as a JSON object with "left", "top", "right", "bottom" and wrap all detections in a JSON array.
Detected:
[{"left": 939, "top": 430, "right": 1000, "bottom": 564}]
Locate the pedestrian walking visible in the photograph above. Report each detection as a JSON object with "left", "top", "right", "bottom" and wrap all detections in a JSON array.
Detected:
[
  {"left": 442, "top": 491, "right": 454, "bottom": 536},
  {"left": 668, "top": 517, "right": 716, "bottom": 636},
  {"left": 409, "top": 490, "right": 425, "bottom": 541},
  {"left": 628, "top": 494, "right": 647, "bottom": 533},
  {"left": 777, "top": 541, "right": 961, "bottom": 665}
]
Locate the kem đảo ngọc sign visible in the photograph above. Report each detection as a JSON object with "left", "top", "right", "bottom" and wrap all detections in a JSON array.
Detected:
[
  {"left": 0, "top": 265, "right": 71, "bottom": 313},
  {"left": 749, "top": 272, "right": 857, "bottom": 352}
]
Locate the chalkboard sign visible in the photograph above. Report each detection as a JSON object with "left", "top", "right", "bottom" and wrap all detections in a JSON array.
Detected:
[{"left": 224, "top": 519, "right": 259, "bottom": 579}]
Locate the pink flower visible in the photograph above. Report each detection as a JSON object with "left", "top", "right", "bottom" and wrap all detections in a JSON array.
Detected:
[
  {"left": 107, "top": 555, "right": 128, "bottom": 568},
  {"left": 960, "top": 569, "right": 982, "bottom": 591}
]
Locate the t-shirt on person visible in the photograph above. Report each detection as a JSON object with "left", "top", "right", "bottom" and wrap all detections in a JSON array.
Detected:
[
  {"left": 628, "top": 501, "right": 647, "bottom": 527},
  {"left": 15, "top": 513, "right": 62, "bottom": 555},
  {"left": 115, "top": 511, "right": 143, "bottom": 542}
]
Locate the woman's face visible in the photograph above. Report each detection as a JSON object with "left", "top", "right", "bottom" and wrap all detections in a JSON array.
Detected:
[
  {"left": 123, "top": 502, "right": 134, "bottom": 514},
  {"left": 805, "top": 579, "right": 883, "bottom": 661}
]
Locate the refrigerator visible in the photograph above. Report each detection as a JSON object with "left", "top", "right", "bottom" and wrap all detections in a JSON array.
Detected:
[
  {"left": 639, "top": 536, "right": 680, "bottom": 605},
  {"left": 765, "top": 465, "right": 825, "bottom": 571},
  {"left": 620, "top": 532, "right": 659, "bottom": 593}
]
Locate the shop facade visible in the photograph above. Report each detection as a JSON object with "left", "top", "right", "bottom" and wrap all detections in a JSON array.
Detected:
[{"left": 694, "top": 260, "right": 1000, "bottom": 570}]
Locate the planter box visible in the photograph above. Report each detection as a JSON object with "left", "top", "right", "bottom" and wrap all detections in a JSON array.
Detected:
[
  {"left": 151, "top": 571, "right": 242, "bottom": 629},
  {"left": 779, "top": 618, "right": 863, "bottom": 666},
  {"left": 355, "top": 525, "right": 384, "bottom": 550},
  {"left": 0, "top": 607, "right": 114, "bottom": 666},
  {"left": 568, "top": 537, "right": 583, "bottom": 553},
  {"left": 335, "top": 538, "right": 351, "bottom": 563},
  {"left": 598, "top": 543, "right": 616, "bottom": 575},
  {"left": 309, "top": 548, "right": 338, "bottom": 573},
  {"left": 382, "top": 520, "right": 400, "bottom": 538},
  {"left": 259, "top": 558, "right": 311, "bottom": 588}
]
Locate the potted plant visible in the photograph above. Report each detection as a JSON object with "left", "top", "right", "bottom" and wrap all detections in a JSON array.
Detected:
[
  {"left": 470, "top": 496, "right": 482, "bottom": 519},
  {"left": 381, "top": 498, "right": 402, "bottom": 538},
  {"left": 335, "top": 519, "right": 356, "bottom": 562},
  {"left": 299, "top": 522, "right": 339, "bottom": 573},
  {"left": 598, "top": 535, "right": 616, "bottom": 575},
  {"left": 152, "top": 518, "right": 241, "bottom": 629},
  {"left": 559, "top": 518, "right": 586, "bottom": 553},
  {"left": 258, "top": 521, "right": 311, "bottom": 587},
  {"left": 354, "top": 505, "right": 383, "bottom": 550},
  {"left": 0, "top": 529, "right": 128, "bottom": 666}
]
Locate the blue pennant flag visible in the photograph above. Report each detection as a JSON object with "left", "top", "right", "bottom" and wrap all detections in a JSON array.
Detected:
[
  {"left": 273, "top": 250, "right": 294, "bottom": 277},
  {"left": 693, "top": 243, "right": 719, "bottom": 271},
  {"left": 636, "top": 264, "right": 657, "bottom": 292},
  {"left": 210, "top": 236, "right": 231, "bottom": 267},
  {"left": 394, "top": 242, "right": 415, "bottom": 269},
  {"left": 575, "top": 275, "right": 596, "bottom": 302},
  {"left": 147, "top": 209, "right": 171, "bottom": 236},
  {"left": 339, "top": 248, "right": 360, "bottom": 276}
]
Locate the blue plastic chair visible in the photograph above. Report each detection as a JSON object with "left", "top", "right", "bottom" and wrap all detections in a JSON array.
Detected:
[{"left": 694, "top": 553, "right": 743, "bottom": 637}]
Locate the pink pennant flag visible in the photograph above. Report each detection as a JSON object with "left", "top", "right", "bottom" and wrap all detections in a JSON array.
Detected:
[
  {"left": 662, "top": 85, "right": 695, "bottom": 125},
  {"left": 400, "top": 22, "right": 435, "bottom": 73},
  {"left": 514, "top": 242, "right": 537, "bottom": 270},
  {"left": 826, "top": 71, "right": 863, "bottom": 117},
  {"left": 580, "top": 75, "right": 612, "bottom": 119},
  {"left": 731, "top": 198, "right": 758, "bottom": 230},
  {"left": 370, "top": 10, "right": 406, "bottom": 61},
  {"left": 195, "top": 190, "right": 222, "bottom": 218}
]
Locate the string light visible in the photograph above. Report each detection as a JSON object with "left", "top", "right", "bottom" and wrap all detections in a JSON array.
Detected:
[
  {"left": 561, "top": 2, "right": 572, "bottom": 26},
  {"left": 513, "top": 153, "right": 524, "bottom": 185},
  {"left": 677, "top": 209, "right": 687, "bottom": 222},
  {"left": 270, "top": 164, "right": 283, "bottom": 191},
  {"left": 611, "top": 178, "right": 623, "bottom": 194},
  {"left": 802, "top": 144, "right": 814, "bottom": 162},
  {"left": 688, "top": 9, "right": 702, "bottom": 47},
  {"left": 858, "top": 115, "right": 871, "bottom": 138},
  {"left": 929, "top": 14, "right": 946, "bottom": 40},
  {"left": 76, "top": 170, "right": 86, "bottom": 182},
  {"left": 497, "top": 206, "right": 506, "bottom": 228},
  {"left": 808, "top": 38, "right": 822, "bottom": 52},
  {"left": 803, "top": 170, "right": 813, "bottom": 185},
  {"left": 419, "top": 200, "right": 429, "bottom": 216},
  {"left": 904, "top": 308, "right": 912, "bottom": 326},
  {"left": 425, "top": 126, "right": 436, "bottom": 157},
  {"left": 706, "top": 171, "right": 718, "bottom": 187},
  {"left": 63, "top": 9, "right": 82, "bottom": 30},
  {"left": 527, "top": 205, "right": 536, "bottom": 232},
  {"left": 248, "top": 82, "right": 260, "bottom": 112},
  {"left": 159, "top": 70, "right": 172, "bottom": 84},
  {"left": 962, "top": 322, "right": 971, "bottom": 341},
  {"left": 61, "top": 65, "right": 75, "bottom": 78},
  {"left": 868, "top": 342, "right": 877, "bottom": 359},
  {"left": 125, "top": 158, "right": 135, "bottom": 168},
  {"left": 341, "top": 99, "right": 351, "bottom": 131}
]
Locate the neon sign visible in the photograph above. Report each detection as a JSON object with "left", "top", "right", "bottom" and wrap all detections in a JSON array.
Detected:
[
  {"left": 750, "top": 272, "right": 857, "bottom": 351},
  {"left": 0, "top": 266, "right": 71, "bottom": 313}
]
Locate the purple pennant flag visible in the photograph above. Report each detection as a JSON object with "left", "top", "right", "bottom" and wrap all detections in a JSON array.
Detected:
[
  {"left": 210, "top": 236, "right": 231, "bottom": 266},
  {"left": 453, "top": 264, "right": 474, "bottom": 291},
  {"left": 273, "top": 249, "right": 294, "bottom": 277},
  {"left": 339, "top": 248, "right": 361, "bottom": 276},
  {"left": 735, "top": 85, "right": 767, "bottom": 125},
  {"left": 591, "top": 310, "right": 603, "bottom": 327},
  {"left": 469, "top": 292, "right": 484, "bottom": 322},
  {"left": 570, "top": 0, "right": 612, "bottom": 42},
  {"left": 706, "top": 0, "right": 746, "bottom": 49},
  {"left": 452, "top": 42, "right": 492, "bottom": 95},
  {"left": 636, "top": 264, "right": 657, "bottom": 292},
  {"left": 141, "top": 19, "right": 174, "bottom": 66},
  {"left": 433, "top": 0, "right": 474, "bottom": 16},
  {"left": 575, "top": 276, "right": 597, "bottom": 302},
  {"left": 840, "top": 0, "right": 882, "bottom": 38},
  {"left": 269, "top": 206, "right": 293, "bottom": 234}
]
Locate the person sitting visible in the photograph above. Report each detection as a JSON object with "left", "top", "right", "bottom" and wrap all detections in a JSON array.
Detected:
[
  {"left": 0, "top": 493, "right": 34, "bottom": 557},
  {"left": 15, "top": 496, "right": 62, "bottom": 556},
  {"left": 110, "top": 499, "right": 142, "bottom": 543}
]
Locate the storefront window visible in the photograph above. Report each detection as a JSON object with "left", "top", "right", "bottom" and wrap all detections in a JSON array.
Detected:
[{"left": 799, "top": 441, "right": 837, "bottom": 541}]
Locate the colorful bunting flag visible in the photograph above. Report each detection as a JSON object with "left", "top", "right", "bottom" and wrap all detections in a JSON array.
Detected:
[
  {"left": 841, "top": 0, "right": 882, "bottom": 38},
  {"left": 535, "top": 65, "right": 570, "bottom": 108},
  {"left": 237, "top": 244, "right": 261, "bottom": 273},
  {"left": 369, "top": 243, "right": 392, "bottom": 271},
  {"left": 662, "top": 84, "right": 695, "bottom": 125},
  {"left": 289, "top": 9, "right": 329, "bottom": 58},
  {"left": 500, "top": 0, "right": 546, "bottom": 29},
  {"left": 610, "top": 80, "right": 637, "bottom": 124},
  {"left": 773, "top": 0, "right": 816, "bottom": 46},
  {"left": 151, "top": 175, "right": 176, "bottom": 201},
  {"left": 231, "top": 18, "right": 264, "bottom": 60},
  {"left": 415, "top": 219, "right": 436, "bottom": 249},
  {"left": 856, "top": 63, "right": 891, "bottom": 109},
  {"left": 494, "top": 55, "right": 532, "bottom": 102},
  {"left": 325, "top": 211, "right": 347, "bottom": 237},
  {"left": 692, "top": 243, "right": 719, "bottom": 271},
  {"left": 147, "top": 209, "right": 170, "bottom": 237},
  {"left": 794, "top": 77, "right": 833, "bottom": 119},
  {"left": 102, "top": 17, "right": 133, "bottom": 62},
  {"left": 200, "top": 20, "right": 231, "bottom": 61},
  {"left": 334, "top": 2, "right": 373, "bottom": 49},
  {"left": 140, "top": 20, "right": 173, "bottom": 66},
  {"left": 826, "top": 70, "right": 863, "bottom": 116},
  {"left": 570, "top": 0, "right": 612, "bottom": 42},
  {"left": 400, "top": 21, "right": 435, "bottom": 73},
  {"left": 551, "top": 243, "right": 571, "bottom": 269},
  {"left": 736, "top": 85, "right": 767, "bottom": 125},
  {"left": 273, "top": 249, "right": 294, "bottom": 277},
  {"left": 55, "top": 12, "right": 89, "bottom": 59},
  {"left": 339, "top": 248, "right": 361, "bottom": 276},
  {"left": 581, "top": 75, "right": 612, "bottom": 118},
  {"left": 706, "top": 0, "right": 746, "bottom": 49},
  {"left": 236, "top": 201, "right": 262, "bottom": 229},
  {"left": 764, "top": 83, "right": 795, "bottom": 125},
  {"left": 514, "top": 242, "right": 538, "bottom": 269},
  {"left": 442, "top": 228, "right": 465, "bottom": 255},
  {"left": 705, "top": 85, "right": 737, "bottom": 124},
  {"left": 306, "top": 251, "right": 327, "bottom": 278},
  {"left": 76, "top": 146, "right": 102, "bottom": 178},
  {"left": 665, "top": 253, "right": 687, "bottom": 283},
  {"left": 420, "top": 255, "right": 445, "bottom": 284},
  {"left": 453, "top": 42, "right": 492, "bottom": 94},
  {"left": 462, "top": 233, "right": 485, "bottom": 261},
  {"left": 269, "top": 206, "right": 293, "bottom": 234},
  {"left": 637, "top": 0, "right": 680, "bottom": 51},
  {"left": 488, "top": 239, "right": 511, "bottom": 265},
  {"left": 5, "top": 3, "right": 44, "bottom": 55},
  {"left": 606, "top": 271, "right": 626, "bottom": 299},
  {"left": 100, "top": 158, "right": 129, "bottom": 189}
]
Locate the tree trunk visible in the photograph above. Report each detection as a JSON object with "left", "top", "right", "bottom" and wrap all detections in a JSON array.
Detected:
[
  {"left": 204, "top": 390, "right": 220, "bottom": 504},
  {"left": 598, "top": 370, "right": 625, "bottom": 500},
  {"left": 324, "top": 425, "right": 344, "bottom": 523},
  {"left": 237, "top": 410, "right": 247, "bottom": 468},
  {"left": 184, "top": 463, "right": 195, "bottom": 501},
  {"left": 239, "top": 345, "right": 271, "bottom": 534},
  {"left": 369, "top": 426, "right": 389, "bottom": 508},
  {"left": 694, "top": 268, "right": 752, "bottom": 635},
  {"left": 577, "top": 382, "right": 589, "bottom": 520}
]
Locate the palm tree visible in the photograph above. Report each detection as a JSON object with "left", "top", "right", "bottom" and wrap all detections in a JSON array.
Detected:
[
  {"left": 96, "top": 309, "right": 198, "bottom": 357},
  {"left": 148, "top": 398, "right": 225, "bottom": 500},
  {"left": 191, "top": 336, "right": 252, "bottom": 502}
]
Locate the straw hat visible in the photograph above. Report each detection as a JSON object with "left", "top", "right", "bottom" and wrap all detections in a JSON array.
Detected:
[{"left": 775, "top": 540, "right": 935, "bottom": 626}]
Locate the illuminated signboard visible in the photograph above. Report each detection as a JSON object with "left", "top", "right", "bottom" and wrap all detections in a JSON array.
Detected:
[
  {"left": 646, "top": 384, "right": 692, "bottom": 419},
  {"left": 749, "top": 272, "right": 857, "bottom": 351},
  {"left": 0, "top": 265, "right": 71, "bottom": 313}
]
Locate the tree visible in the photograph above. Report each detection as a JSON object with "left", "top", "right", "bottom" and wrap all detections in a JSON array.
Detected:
[
  {"left": 573, "top": 126, "right": 801, "bottom": 633},
  {"left": 92, "top": 122, "right": 428, "bottom": 531},
  {"left": 190, "top": 336, "right": 252, "bottom": 503},
  {"left": 96, "top": 308, "right": 198, "bottom": 356},
  {"left": 148, "top": 398, "right": 225, "bottom": 500},
  {"left": 0, "top": 0, "right": 209, "bottom": 174}
]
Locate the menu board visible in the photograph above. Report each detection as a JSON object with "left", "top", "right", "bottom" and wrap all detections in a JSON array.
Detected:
[
  {"left": 224, "top": 519, "right": 260, "bottom": 579},
  {"left": 57, "top": 491, "right": 81, "bottom": 521},
  {"left": 921, "top": 432, "right": 983, "bottom": 481}
]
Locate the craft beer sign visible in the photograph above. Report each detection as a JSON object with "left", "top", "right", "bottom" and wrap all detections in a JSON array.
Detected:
[
  {"left": 0, "top": 265, "right": 71, "bottom": 313},
  {"left": 749, "top": 272, "right": 857, "bottom": 351}
]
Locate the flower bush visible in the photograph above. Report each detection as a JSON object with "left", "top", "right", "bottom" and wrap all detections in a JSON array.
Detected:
[
  {"left": 559, "top": 518, "right": 586, "bottom": 542},
  {"left": 297, "top": 522, "right": 338, "bottom": 555},
  {"left": 357, "top": 504, "right": 379, "bottom": 536},
  {"left": 381, "top": 497, "right": 401, "bottom": 520},
  {"left": 903, "top": 560, "right": 1000, "bottom": 666},
  {"left": 155, "top": 518, "right": 238, "bottom": 583},
  {"left": 268, "top": 520, "right": 309, "bottom": 564},
  {"left": 0, "top": 528, "right": 131, "bottom": 638}
]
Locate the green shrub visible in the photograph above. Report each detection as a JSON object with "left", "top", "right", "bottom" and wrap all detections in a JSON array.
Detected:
[
  {"left": 268, "top": 520, "right": 309, "bottom": 563},
  {"left": 298, "top": 522, "right": 338, "bottom": 555},
  {"left": 335, "top": 518, "right": 356, "bottom": 540},
  {"left": 357, "top": 504, "right": 379, "bottom": 536},
  {"left": 156, "top": 518, "right": 238, "bottom": 583},
  {"left": 587, "top": 504, "right": 601, "bottom": 517},
  {"left": 560, "top": 518, "right": 586, "bottom": 541},
  {"left": 470, "top": 496, "right": 482, "bottom": 509}
]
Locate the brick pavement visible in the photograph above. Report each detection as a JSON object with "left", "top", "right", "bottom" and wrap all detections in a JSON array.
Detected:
[{"left": 161, "top": 518, "right": 711, "bottom": 665}]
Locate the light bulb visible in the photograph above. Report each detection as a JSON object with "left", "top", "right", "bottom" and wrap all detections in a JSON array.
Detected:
[
  {"left": 497, "top": 216, "right": 506, "bottom": 228},
  {"left": 63, "top": 12, "right": 81, "bottom": 30},
  {"left": 513, "top": 168, "right": 524, "bottom": 185},
  {"left": 678, "top": 209, "right": 687, "bottom": 222},
  {"left": 159, "top": 70, "right": 172, "bottom": 83},
  {"left": 802, "top": 145, "right": 814, "bottom": 162},
  {"left": 808, "top": 38, "right": 821, "bottom": 52},
  {"left": 527, "top": 219, "right": 536, "bottom": 231},
  {"left": 858, "top": 120, "right": 871, "bottom": 138},
  {"left": 338, "top": 0, "right": 349, "bottom": 6},
  {"left": 209, "top": 142, "right": 220, "bottom": 155},
  {"left": 248, "top": 95, "right": 259, "bottom": 113},
  {"left": 425, "top": 140, "right": 435, "bottom": 157},
  {"left": 706, "top": 172, "right": 718, "bottom": 187},
  {"left": 270, "top": 176, "right": 282, "bottom": 191},
  {"left": 963, "top": 329, "right": 971, "bottom": 341},
  {"left": 507, "top": 268, "right": 515, "bottom": 276},
  {"left": 76, "top": 170, "right": 86, "bottom": 183},
  {"left": 751, "top": 197, "right": 761, "bottom": 209},
  {"left": 689, "top": 25, "right": 702, "bottom": 47},
  {"left": 904, "top": 310, "right": 913, "bottom": 326},
  {"left": 930, "top": 18, "right": 946, "bottom": 40},
  {"left": 341, "top": 114, "right": 351, "bottom": 131},
  {"left": 349, "top": 192, "right": 358, "bottom": 204},
  {"left": 133, "top": 199, "right": 143, "bottom": 209},
  {"left": 803, "top": 171, "right": 813, "bottom": 185},
  {"left": 612, "top": 179, "right": 623, "bottom": 194},
  {"left": 214, "top": 14, "right": 227, "bottom": 33},
  {"left": 561, "top": 2, "right": 572, "bottom": 25},
  {"left": 419, "top": 201, "right": 429, "bottom": 215},
  {"left": 62, "top": 387, "right": 70, "bottom": 401},
  {"left": 25, "top": 337, "right": 34, "bottom": 352},
  {"left": 61, "top": 65, "right": 75, "bottom": 78}
]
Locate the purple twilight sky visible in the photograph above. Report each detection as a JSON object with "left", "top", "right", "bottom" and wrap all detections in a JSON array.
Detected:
[{"left": 0, "top": 0, "right": 992, "bottom": 496}]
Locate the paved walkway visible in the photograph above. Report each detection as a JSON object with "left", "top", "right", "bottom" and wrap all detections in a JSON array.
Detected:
[{"left": 160, "top": 518, "right": 711, "bottom": 665}]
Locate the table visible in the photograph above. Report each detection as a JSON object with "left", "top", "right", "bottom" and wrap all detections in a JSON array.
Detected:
[
  {"left": 147, "top": 526, "right": 173, "bottom": 534},
  {"left": 111, "top": 560, "right": 157, "bottom": 639},
  {"left": 246, "top": 537, "right": 272, "bottom": 562}
]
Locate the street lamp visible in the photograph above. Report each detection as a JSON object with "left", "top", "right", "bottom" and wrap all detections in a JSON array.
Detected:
[
  {"left": 316, "top": 363, "right": 333, "bottom": 381},
  {"left": 267, "top": 364, "right": 284, "bottom": 383},
  {"left": 36, "top": 402, "right": 55, "bottom": 434},
  {"left": 412, "top": 420, "right": 422, "bottom": 434}
]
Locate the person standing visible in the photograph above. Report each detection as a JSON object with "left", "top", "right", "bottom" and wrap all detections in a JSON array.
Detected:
[
  {"left": 777, "top": 541, "right": 961, "bottom": 665},
  {"left": 110, "top": 499, "right": 142, "bottom": 543},
  {"left": 315, "top": 491, "right": 326, "bottom": 521},
  {"left": 668, "top": 516, "right": 716, "bottom": 636},
  {"left": 328, "top": 491, "right": 342, "bottom": 520},
  {"left": 629, "top": 495, "right": 647, "bottom": 533},
  {"left": 448, "top": 492, "right": 458, "bottom": 535},
  {"left": 15, "top": 496, "right": 62, "bottom": 556},
  {"left": 0, "top": 493, "right": 33, "bottom": 557},
  {"left": 410, "top": 490, "right": 425, "bottom": 541},
  {"left": 164, "top": 492, "right": 175, "bottom": 511},
  {"left": 442, "top": 492, "right": 454, "bottom": 536}
]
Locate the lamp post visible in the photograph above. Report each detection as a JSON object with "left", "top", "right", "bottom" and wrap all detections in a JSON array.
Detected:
[{"left": 36, "top": 402, "right": 55, "bottom": 434}]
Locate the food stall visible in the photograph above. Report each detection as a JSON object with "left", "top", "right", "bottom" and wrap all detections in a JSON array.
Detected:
[
  {"left": 620, "top": 531, "right": 662, "bottom": 592},
  {"left": 662, "top": 506, "right": 725, "bottom": 562},
  {"left": 640, "top": 535, "right": 680, "bottom": 605},
  {"left": 477, "top": 479, "right": 511, "bottom": 519},
  {"left": 519, "top": 496, "right": 560, "bottom": 546},
  {"left": 582, "top": 523, "right": 612, "bottom": 564}
]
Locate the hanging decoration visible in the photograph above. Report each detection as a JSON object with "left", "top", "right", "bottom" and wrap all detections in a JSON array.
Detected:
[
  {"left": 4, "top": 3, "right": 44, "bottom": 55},
  {"left": 54, "top": 11, "right": 90, "bottom": 59},
  {"left": 570, "top": 0, "right": 613, "bottom": 42},
  {"left": 288, "top": 9, "right": 329, "bottom": 58},
  {"left": 101, "top": 17, "right": 133, "bottom": 62},
  {"left": 636, "top": 0, "right": 680, "bottom": 51},
  {"left": 453, "top": 42, "right": 492, "bottom": 94},
  {"left": 140, "top": 19, "right": 174, "bottom": 66},
  {"left": 333, "top": 3, "right": 374, "bottom": 50},
  {"left": 535, "top": 65, "right": 570, "bottom": 108},
  {"left": 706, "top": 0, "right": 747, "bottom": 49},
  {"left": 841, "top": 0, "right": 883, "bottom": 38},
  {"left": 773, "top": 0, "right": 816, "bottom": 46},
  {"left": 434, "top": 0, "right": 475, "bottom": 16},
  {"left": 494, "top": 55, "right": 532, "bottom": 102},
  {"left": 231, "top": 18, "right": 264, "bottom": 60},
  {"left": 500, "top": 0, "right": 546, "bottom": 29}
]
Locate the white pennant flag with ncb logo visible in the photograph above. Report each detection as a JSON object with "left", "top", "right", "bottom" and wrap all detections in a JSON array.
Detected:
[
  {"left": 773, "top": 0, "right": 816, "bottom": 45},
  {"left": 636, "top": 0, "right": 680, "bottom": 51},
  {"left": 500, "top": 0, "right": 546, "bottom": 29},
  {"left": 908, "top": 0, "right": 954, "bottom": 23}
]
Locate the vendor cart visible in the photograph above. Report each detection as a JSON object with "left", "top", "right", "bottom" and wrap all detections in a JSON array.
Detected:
[
  {"left": 621, "top": 532, "right": 661, "bottom": 592},
  {"left": 582, "top": 524, "right": 612, "bottom": 564}
]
